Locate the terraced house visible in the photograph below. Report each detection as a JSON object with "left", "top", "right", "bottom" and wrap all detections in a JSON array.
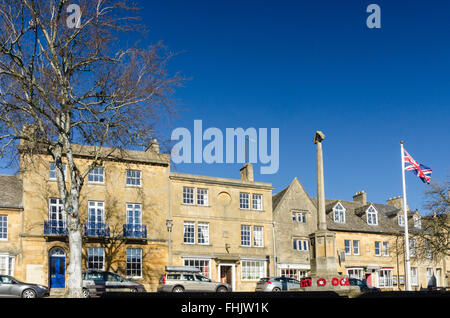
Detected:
[
  {"left": 0, "top": 143, "right": 275, "bottom": 293},
  {"left": 273, "top": 180, "right": 449, "bottom": 290},
  {"left": 7, "top": 141, "right": 171, "bottom": 293},
  {"left": 169, "top": 163, "right": 275, "bottom": 291}
]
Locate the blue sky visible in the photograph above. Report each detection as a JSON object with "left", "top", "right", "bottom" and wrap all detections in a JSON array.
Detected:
[
  {"left": 2, "top": 0, "right": 449, "bottom": 214},
  {"left": 140, "top": 0, "right": 450, "bottom": 213}
]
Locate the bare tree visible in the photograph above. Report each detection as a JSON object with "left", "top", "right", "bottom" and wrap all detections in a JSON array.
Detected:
[
  {"left": 419, "top": 179, "right": 450, "bottom": 258},
  {"left": 0, "top": 0, "right": 183, "bottom": 297}
]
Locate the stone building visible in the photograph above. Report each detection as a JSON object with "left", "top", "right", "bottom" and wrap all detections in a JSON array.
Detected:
[
  {"left": 8, "top": 143, "right": 171, "bottom": 293},
  {"left": 272, "top": 178, "right": 317, "bottom": 280},
  {"left": 0, "top": 144, "right": 276, "bottom": 293},
  {"left": 168, "top": 163, "right": 275, "bottom": 291},
  {"left": 0, "top": 175, "right": 23, "bottom": 278},
  {"left": 273, "top": 182, "right": 449, "bottom": 290}
]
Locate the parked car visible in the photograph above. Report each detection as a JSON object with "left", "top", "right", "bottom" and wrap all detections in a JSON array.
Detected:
[
  {"left": 82, "top": 270, "right": 146, "bottom": 297},
  {"left": 157, "top": 266, "right": 232, "bottom": 292},
  {"left": 255, "top": 276, "right": 300, "bottom": 292},
  {"left": 349, "top": 278, "right": 381, "bottom": 293},
  {"left": 0, "top": 275, "right": 49, "bottom": 298}
]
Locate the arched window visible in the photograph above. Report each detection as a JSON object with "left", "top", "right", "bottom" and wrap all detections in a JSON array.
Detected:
[
  {"left": 333, "top": 202, "right": 346, "bottom": 223},
  {"left": 49, "top": 247, "right": 66, "bottom": 257},
  {"left": 366, "top": 206, "right": 378, "bottom": 225}
]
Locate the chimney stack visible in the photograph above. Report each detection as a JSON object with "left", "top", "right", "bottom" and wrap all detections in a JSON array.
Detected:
[
  {"left": 353, "top": 190, "right": 367, "bottom": 205},
  {"left": 240, "top": 163, "right": 254, "bottom": 182},
  {"left": 146, "top": 138, "right": 160, "bottom": 153},
  {"left": 387, "top": 196, "right": 409, "bottom": 211}
]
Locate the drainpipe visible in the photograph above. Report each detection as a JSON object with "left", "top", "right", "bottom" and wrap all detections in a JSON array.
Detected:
[{"left": 272, "top": 221, "right": 277, "bottom": 275}]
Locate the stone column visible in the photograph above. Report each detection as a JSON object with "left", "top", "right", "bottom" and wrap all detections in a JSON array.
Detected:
[{"left": 314, "top": 131, "right": 327, "bottom": 231}]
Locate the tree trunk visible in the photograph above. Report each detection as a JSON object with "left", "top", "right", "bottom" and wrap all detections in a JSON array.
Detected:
[{"left": 66, "top": 214, "right": 83, "bottom": 298}]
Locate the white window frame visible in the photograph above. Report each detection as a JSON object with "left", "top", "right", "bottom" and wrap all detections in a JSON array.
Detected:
[
  {"left": 398, "top": 214, "right": 405, "bottom": 227},
  {"left": 411, "top": 267, "right": 419, "bottom": 286},
  {"left": 353, "top": 240, "right": 360, "bottom": 255},
  {"left": 414, "top": 215, "right": 422, "bottom": 229},
  {"left": 240, "top": 193, "right": 250, "bottom": 210},
  {"left": 48, "top": 198, "right": 65, "bottom": 226},
  {"left": 183, "top": 187, "right": 195, "bottom": 205},
  {"left": 293, "top": 239, "right": 309, "bottom": 251},
  {"left": 126, "top": 248, "right": 142, "bottom": 278},
  {"left": 126, "top": 169, "right": 142, "bottom": 187},
  {"left": 280, "top": 268, "right": 308, "bottom": 280},
  {"left": 197, "top": 188, "right": 209, "bottom": 206},
  {"left": 241, "top": 260, "right": 266, "bottom": 281},
  {"left": 183, "top": 221, "right": 195, "bottom": 244},
  {"left": 197, "top": 222, "right": 210, "bottom": 245},
  {"left": 88, "top": 201, "right": 105, "bottom": 224},
  {"left": 366, "top": 205, "right": 378, "bottom": 225},
  {"left": 374, "top": 241, "right": 381, "bottom": 256},
  {"left": 292, "top": 212, "right": 307, "bottom": 223},
  {"left": 333, "top": 203, "right": 346, "bottom": 223},
  {"left": 88, "top": 167, "right": 105, "bottom": 184},
  {"left": 252, "top": 194, "right": 263, "bottom": 211},
  {"left": 409, "top": 238, "right": 416, "bottom": 258},
  {"left": 87, "top": 247, "right": 105, "bottom": 271},
  {"left": 382, "top": 241, "right": 389, "bottom": 256},
  {"left": 126, "top": 203, "right": 142, "bottom": 227},
  {"left": 240, "top": 225, "right": 251, "bottom": 247},
  {"left": 344, "top": 240, "right": 351, "bottom": 255},
  {"left": 0, "top": 215, "right": 7, "bottom": 241},
  {"left": 347, "top": 268, "right": 364, "bottom": 280},
  {"left": 253, "top": 226, "right": 264, "bottom": 247},
  {"left": 378, "top": 269, "right": 393, "bottom": 288},
  {"left": 183, "top": 258, "right": 211, "bottom": 278},
  {"left": 0, "top": 253, "right": 14, "bottom": 276},
  {"left": 49, "top": 162, "right": 66, "bottom": 180}
]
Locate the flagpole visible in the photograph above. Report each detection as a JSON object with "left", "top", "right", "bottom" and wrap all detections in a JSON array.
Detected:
[{"left": 400, "top": 141, "right": 412, "bottom": 291}]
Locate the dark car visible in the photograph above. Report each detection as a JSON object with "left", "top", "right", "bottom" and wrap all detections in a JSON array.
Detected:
[
  {"left": 0, "top": 275, "right": 49, "bottom": 298},
  {"left": 82, "top": 270, "right": 146, "bottom": 297},
  {"left": 349, "top": 278, "right": 381, "bottom": 293}
]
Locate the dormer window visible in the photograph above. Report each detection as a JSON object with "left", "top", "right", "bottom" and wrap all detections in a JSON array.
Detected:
[
  {"left": 366, "top": 205, "right": 378, "bottom": 225},
  {"left": 398, "top": 214, "right": 405, "bottom": 227},
  {"left": 333, "top": 202, "right": 346, "bottom": 223},
  {"left": 413, "top": 215, "right": 422, "bottom": 229}
]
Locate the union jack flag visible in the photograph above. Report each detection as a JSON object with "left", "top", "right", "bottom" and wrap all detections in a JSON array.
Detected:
[{"left": 403, "top": 149, "right": 432, "bottom": 184}]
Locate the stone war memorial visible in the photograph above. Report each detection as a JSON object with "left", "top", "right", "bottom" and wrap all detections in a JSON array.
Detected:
[{"left": 297, "top": 131, "right": 357, "bottom": 295}]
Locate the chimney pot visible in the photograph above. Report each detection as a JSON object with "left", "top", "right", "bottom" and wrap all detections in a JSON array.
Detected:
[
  {"left": 353, "top": 190, "right": 367, "bottom": 205},
  {"left": 240, "top": 163, "right": 254, "bottom": 182},
  {"left": 146, "top": 138, "right": 160, "bottom": 153}
]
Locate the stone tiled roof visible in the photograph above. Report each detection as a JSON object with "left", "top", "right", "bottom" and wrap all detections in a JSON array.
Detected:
[
  {"left": 321, "top": 198, "right": 421, "bottom": 235},
  {"left": 272, "top": 186, "right": 289, "bottom": 211},
  {"left": 19, "top": 143, "right": 170, "bottom": 166},
  {"left": 0, "top": 175, "right": 23, "bottom": 209},
  {"left": 273, "top": 183, "right": 422, "bottom": 235}
]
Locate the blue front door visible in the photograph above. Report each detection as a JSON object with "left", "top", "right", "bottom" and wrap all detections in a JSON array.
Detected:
[{"left": 50, "top": 255, "right": 65, "bottom": 288}]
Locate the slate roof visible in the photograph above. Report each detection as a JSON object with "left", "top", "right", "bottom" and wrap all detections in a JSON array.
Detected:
[{"left": 0, "top": 175, "right": 23, "bottom": 209}]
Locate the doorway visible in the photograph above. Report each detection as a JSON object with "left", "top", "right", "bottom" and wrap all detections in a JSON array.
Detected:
[
  {"left": 49, "top": 248, "right": 66, "bottom": 289},
  {"left": 218, "top": 263, "right": 235, "bottom": 291}
]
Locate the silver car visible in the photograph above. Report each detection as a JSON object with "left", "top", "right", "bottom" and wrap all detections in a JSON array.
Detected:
[
  {"left": 0, "top": 275, "right": 49, "bottom": 298},
  {"left": 255, "top": 276, "right": 300, "bottom": 292},
  {"left": 82, "top": 270, "right": 146, "bottom": 297},
  {"left": 157, "top": 266, "right": 231, "bottom": 293}
]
